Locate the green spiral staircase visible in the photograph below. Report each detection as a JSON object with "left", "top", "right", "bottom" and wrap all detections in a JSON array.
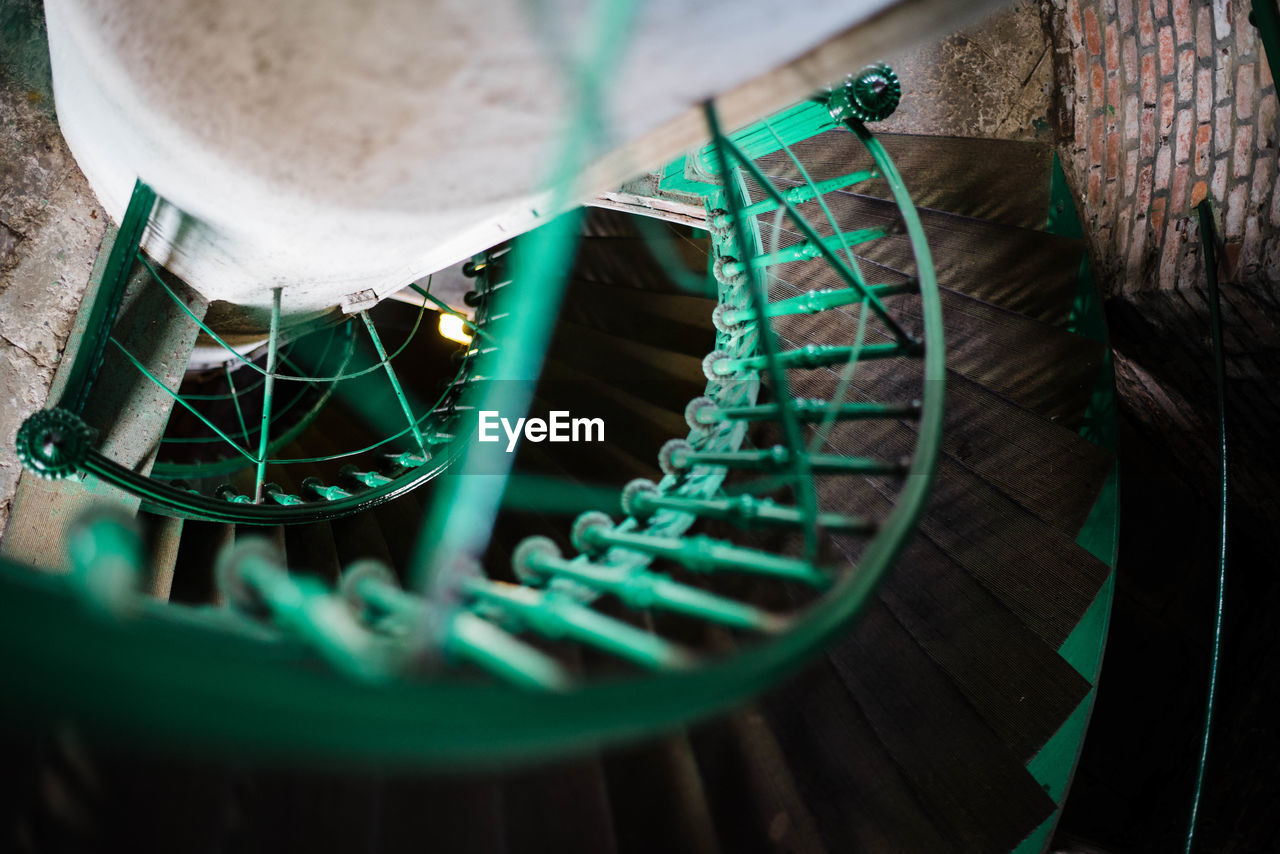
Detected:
[{"left": 0, "top": 66, "right": 1118, "bottom": 852}]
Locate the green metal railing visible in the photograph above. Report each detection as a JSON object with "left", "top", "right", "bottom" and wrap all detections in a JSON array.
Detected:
[
  {"left": 15, "top": 188, "right": 490, "bottom": 523},
  {"left": 1184, "top": 199, "right": 1230, "bottom": 854},
  {"left": 5, "top": 63, "right": 944, "bottom": 763}
]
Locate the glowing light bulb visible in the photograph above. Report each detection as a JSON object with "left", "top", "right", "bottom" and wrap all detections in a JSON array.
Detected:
[{"left": 438, "top": 312, "right": 473, "bottom": 344}]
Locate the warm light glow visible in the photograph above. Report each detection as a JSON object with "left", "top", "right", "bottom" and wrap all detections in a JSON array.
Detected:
[{"left": 438, "top": 312, "right": 473, "bottom": 344}]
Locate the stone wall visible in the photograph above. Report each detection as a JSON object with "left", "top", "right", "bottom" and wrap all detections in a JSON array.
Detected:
[
  {"left": 1047, "top": 0, "right": 1279, "bottom": 294},
  {"left": 0, "top": 1, "right": 107, "bottom": 537}
]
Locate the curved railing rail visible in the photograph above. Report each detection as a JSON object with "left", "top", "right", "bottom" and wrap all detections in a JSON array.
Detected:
[
  {"left": 4, "top": 64, "right": 944, "bottom": 763},
  {"left": 16, "top": 197, "right": 494, "bottom": 523}
]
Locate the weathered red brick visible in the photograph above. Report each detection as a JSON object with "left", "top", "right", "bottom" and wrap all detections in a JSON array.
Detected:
[
  {"left": 1092, "top": 62, "right": 1106, "bottom": 107},
  {"left": 1196, "top": 67, "right": 1213, "bottom": 122},
  {"left": 1137, "top": 163, "right": 1154, "bottom": 212},
  {"left": 1117, "top": 206, "right": 1132, "bottom": 259},
  {"left": 1108, "top": 76, "right": 1122, "bottom": 121},
  {"left": 1177, "top": 49, "right": 1195, "bottom": 102},
  {"left": 1088, "top": 168, "right": 1104, "bottom": 209},
  {"left": 1123, "top": 38, "right": 1139, "bottom": 84},
  {"left": 1159, "top": 219, "right": 1181, "bottom": 290},
  {"left": 1191, "top": 180, "right": 1208, "bottom": 205},
  {"left": 1139, "top": 0, "right": 1156, "bottom": 46},
  {"left": 1241, "top": 214, "right": 1262, "bottom": 272},
  {"left": 1150, "top": 195, "right": 1167, "bottom": 236},
  {"left": 1085, "top": 6, "right": 1103, "bottom": 54},
  {"left": 1213, "top": 0, "right": 1231, "bottom": 39},
  {"left": 1075, "top": 98, "right": 1092, "bottom": 155},
  {"left": 1262, "top": 53, "right": 1275, "bottom": 89},
  {"left": 1075, "top": 46, "right": 1090, "bottom": 93},
  {"left": 1141, "top": 106, "right": 1157, "bottom": 157},
  {"left": 1160, "top": 82, "right": 1177, "bottom": 136},
  {"left": 1129, "top": 219, "right": 1148, "bottom": 274},
  {"left": 1195, "top": 123, "right": 1212, "bottom": 174},
  {"left": 1197, "top": 6, "right": 1213, "bottom": 58},
  {"left": 1225, "top": 183, "right": 1246, "bottom": 238},
  {"left": 1106, "top": 22, "right": 1120, "bottom": 72},
  {"left": 1234, "top": 125, "right": 1255, "bottom": 177},
  {"left": 1107, "top": 132, "right": 1122, "bottom": 180},
  {"left": 1236, "top": 2, "right": 1257, "bottom": 55},
  {"left": 1141, "top": 52, "right": 1158, "bottom": 106},
  {"left": 1214, "top": 105, "right": 1233, "bottom": 150},
  {"left": 1156, "top": 146, "right": 1172, "bottom": 188},
  {"left": 1127, "top": 93, "right": 1142, "bottom": 140},
  {"left": 1173, "top": 0, "right": 1193, "bottom": 44},
  {"left": 1158, "top": 26, "right": 1176, "bottom": 76},
  {"left": 1175, "top": 111, "right": 1194, "bottom": 161},
  {"left": 1211, "top": 156, "right": 1228, "bottom": 200},
  {"left": 1252, "top": 156, "right": 1274, "bottom": 211},
  {"left": 1259, "top": 94, "right": 1279, "bottom": 149},
  {"left": 1118, "top": 0, "right": 1135, "bottom": 33},
  {"left": 1236, "top": 64, "right": 1256, "bottom": 120},
  {"left": 1172, "top": 163, "right": 1190, "bottom": 210},
  {"left": 1126, "top": 148, "right": 1141, "bottom": 194},
  {"left": 1215, "top": 46, "right": 1234, "bottom": 105},
  {"left": 1091, "top": 115, "right": 1106, "bottom": 166},
  {"left": 1067, "top": 0, "right": 1084, "bottom": 42}
]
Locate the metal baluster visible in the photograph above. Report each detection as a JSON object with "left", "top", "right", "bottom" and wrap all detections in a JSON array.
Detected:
[{"left": 254, "top": 288, "right": 282, "bottom": 503}]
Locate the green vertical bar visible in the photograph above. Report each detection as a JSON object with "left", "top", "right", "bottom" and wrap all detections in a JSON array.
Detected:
[
  {"left": 360, "top": 312, "right": 427, "bottom": 455},
  {"left": 705, "top": 103, "right": 820, "bottom": 561},
  {"left": 409, "top": 0, "right": 640, "bottom": 595},
  {"left": 1184, "top": 199, "right": 1229, "bottom": 854},
  {"left": 225, "top": 363, "right": 253, "bottom": 449},
  {"left": 254, "top": 288, "right": 282, "bottom": 503}
]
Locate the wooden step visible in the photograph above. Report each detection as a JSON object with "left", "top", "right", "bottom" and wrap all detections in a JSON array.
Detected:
[
  {"left": 687, "top": 705, "right": 832, "bottom": 854},
  {"left": 753, "top": 194, "right": 1083, "bottom": 328},
  {"left": 561, "top": 275, "right": 716, "bottom": 359},
  {"left": 827, "top": 600, "right": 1057, "bottom": 853},
  {"left": 759, "top": 659, "right": 960, "bottom": 852},
  {"left": 769, "top": 288, "right": 1104, "bottom": 432},
  {"left": 754, "top": 131, "right": 1054, "bottom": 231}
]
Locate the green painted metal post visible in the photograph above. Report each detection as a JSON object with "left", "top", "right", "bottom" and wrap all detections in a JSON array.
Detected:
[
  {"left": 254, "top": 288, "right": 282, "bottom": 503},
  {"left": 225, "top": 363, "right": 254, "bottom": 450},
  {"left": 1185, "top": 200, "right": 1230, "bottom": 854},
  {"left": 360, "top": 311, "right": 427, "bottom": 455},
  {"left": 705, "top": 102, "right": 821, "bottom": 562}
]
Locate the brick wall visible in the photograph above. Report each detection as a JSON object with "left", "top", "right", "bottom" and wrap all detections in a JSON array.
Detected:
[{"left": 1047, "top": 0, "right": 1278, "bottom": 294}]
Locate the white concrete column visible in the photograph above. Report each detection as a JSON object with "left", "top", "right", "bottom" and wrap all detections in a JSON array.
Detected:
[{"left": 45, "top": 0, "right": 902, "bottom": 321}]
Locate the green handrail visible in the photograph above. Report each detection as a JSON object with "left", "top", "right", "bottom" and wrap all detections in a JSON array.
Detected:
[
  {"left": 1184, "top": 199, "right": 1230, "bottom": 854},
  {"left": 17, "top": 196, "right": 484, "bottom": 521},
  {"left": 3, "top": 68, "right": 946, "bottom": 765}
]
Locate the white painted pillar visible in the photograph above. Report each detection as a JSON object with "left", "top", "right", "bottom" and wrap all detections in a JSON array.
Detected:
[{"left": 44, "top": 0, "right": 919, "bottom": 319}]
